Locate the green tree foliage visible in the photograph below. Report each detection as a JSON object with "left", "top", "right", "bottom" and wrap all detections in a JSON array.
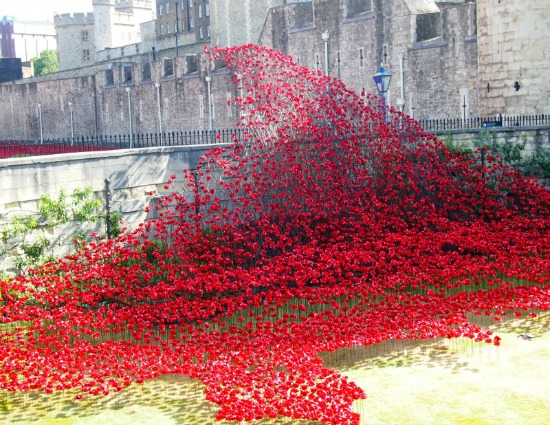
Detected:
[{"left": 31, "top": 50, "right": 59, "bottom": 76}]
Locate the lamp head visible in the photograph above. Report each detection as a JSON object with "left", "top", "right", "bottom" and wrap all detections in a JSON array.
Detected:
[{"left": 373, "top": 64, "right": 392, "bottom": 94}]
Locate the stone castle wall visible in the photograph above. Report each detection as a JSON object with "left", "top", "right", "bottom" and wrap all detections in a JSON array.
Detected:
[
  {"left": 0, "top": 144, "right": 224, "bottom": 274},
  {"left": 54, "top": 13, "right": 96, "bottom": 71},
  {"left": 0, "top": 56, "right": 239, "bottom": 141},
  {"left": 260, "top": 0, "right": 480, "bottom": 120},
  {"left": 477, "top": 0, "right": 550, "bottom": 116}
]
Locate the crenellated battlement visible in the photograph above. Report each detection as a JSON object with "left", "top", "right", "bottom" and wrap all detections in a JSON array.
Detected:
[
  {"left": 92, "top": 0, "right": 115, "bottom": 6},
  {"left": 114, "top": 0, "right": 154, "bottom": 11},
  {"left": 54, "top": 13, "right": 95, "bottom": 28}
]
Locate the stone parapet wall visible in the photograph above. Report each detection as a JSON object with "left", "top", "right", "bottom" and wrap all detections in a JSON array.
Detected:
[
  {"left": 429, "top": 126, "right": 550, "bottom": 158},
  {"left": 0, "top": 144, "right": 228, "bottom": 274}
]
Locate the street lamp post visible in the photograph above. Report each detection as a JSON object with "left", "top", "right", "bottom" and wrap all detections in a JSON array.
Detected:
[
  {"left": 155, "top": 82, "right": 164, "bottom": 145},
  {"left": 321, "top": 30, "right": 330, "bottom": 76},
  {"left": 373, "top": 65, "right": 392, "bottom": 123},
  {"left": 68, "top": 102, "right": 74, "bottom": 145},
  {"left": 37, "top": 103, "right": 43, "bottom": 144},
  {"left": 205, "top": 75, "right": 213, "bottom": 131},
  {"left": 126, "top": 87, "right": 134, "bottom": 148}
]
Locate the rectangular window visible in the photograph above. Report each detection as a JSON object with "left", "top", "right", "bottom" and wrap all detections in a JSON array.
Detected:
[
  {"left": 345, "top": 0, "right": 372, "bottom": 18},
  {"left": 105, "top": 69, "right": 114, "bottom": 85},
  {"left": 164, "top": 58, "right": 174, "bottom": 77},
  {"left": 199, "top": 26, "right": 204, "bottom": 39},
  {"left": 198, "top": 5, "right": 202, "bottom": 18},
  {"left": 141, "top": 62, "right": 151, "bottom": 81},
  {"left": 416, "top": 13, "right": 441, "bottom": 42},
  {"left": 123, "top": 65, "right": 132, "bottom": 83},
  {"left": 189, "top": 0, "right": 193, "bottom": 8},
  {"left": 190, "top": 16, "right": 194, "bottom": 29},
  {"left": 166, "top": 3, "right": 170, "bottom": 14},
  {"left": 81, "top": 30, "right": 89, "bottom": 42},
  {"left": 206, "top": 3, "right": 210, "bottom": 16},
  {"left": 207, "top": 24, "right": 211, "bottom": 37},
  {"left": 160, "top": 5, "right": 163, "bottom": 15},
  {"left": 82, "top": 49, "right": 90, "bottom": 61}
]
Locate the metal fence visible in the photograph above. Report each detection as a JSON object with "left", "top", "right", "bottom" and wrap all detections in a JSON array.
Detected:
[
  {"left": 418, "top": 114, "right": 550, "bottom": 131},
  {"left": 2, "top": 114, "right": 550, "bottom": 159},
  {"left": 0, "top": 128, "right": 243, "bottom": 160}
]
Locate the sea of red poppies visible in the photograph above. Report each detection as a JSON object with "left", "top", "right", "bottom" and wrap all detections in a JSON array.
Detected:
[
  {"left": 0, "top": 144, "right": 110, "bottom": 159},
  {"left": 1, "top": 45, "right": 549, "bottom": 424}
]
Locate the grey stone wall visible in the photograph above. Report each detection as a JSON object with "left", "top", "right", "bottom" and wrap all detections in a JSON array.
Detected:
[
  {"left": 0, "top": 144, "right": 227, "bottom": 274},
  {"left": 54, "top": 13, "right": 96, "bottom": 71},
  {"left": 477, "top": 0, "right": 550, "bottom": 116},
  {"left": 210, "top": 0, "right": 285, "bottom": 47},
  {"left": 0, "top": 56, "right": 240, "bottom": 140},
  {"left": 260, "top": 0, "right": 481, "bottom": 120},
  {"left": 430, "top": 126, "right": 550, "bottom": 158}
]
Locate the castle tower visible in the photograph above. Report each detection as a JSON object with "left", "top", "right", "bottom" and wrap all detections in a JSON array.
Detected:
[
  {"left": 54, "top": 13, "right": 95, "bottom": 70},
  {"left": 209, "top": 0, "right": 285, "bottom": 47},
  {"left": 477, "top": 0, "right": 550, "bottom": 115},
  {"left": 92, "top": 0, "right": 116, "bottom": 51}
]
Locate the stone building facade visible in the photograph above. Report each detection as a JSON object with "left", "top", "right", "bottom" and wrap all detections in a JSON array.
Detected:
[
  {"left": 0, "top": 16, "right": 16, "bottom": 58},
  {"left": 54, "top": 0, "right": 155, "bottom": 71},
  {"left": 0, "top": 56, "right": 238, "bottom": 140},
  {"left": 209, "top": 0, "right": 285, "bottom": 47},
  {"left": 477, "top": 0, "right": 550, "bottom": 115},
  {"left": 0, "top": 16, "right": 57, "bottom": 62},
  {"left": 259, "top": 0, "right": 480, "bottom": 120},
  {"left": 156, "top": 0, "right": 211, "bottom": 45},
  {"left": 2, "top": 0, "right": 549, "bottom": 141}
]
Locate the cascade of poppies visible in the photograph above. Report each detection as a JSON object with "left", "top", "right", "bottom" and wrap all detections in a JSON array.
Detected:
[{"left": 0, "top": 44, "right": 549, "bottom": 425}]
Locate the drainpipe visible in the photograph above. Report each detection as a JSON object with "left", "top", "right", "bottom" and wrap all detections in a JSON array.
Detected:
[{"left": 397, "top": 53, "right": 405, "bottom": 113}]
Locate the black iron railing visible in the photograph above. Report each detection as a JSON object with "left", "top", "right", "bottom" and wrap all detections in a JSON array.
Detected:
[
  {"left": 418, "top": 114, "right": 550, "bottom": 131},
  {"left": 0, "top": 129, "right": 243, "bottom": 159}
]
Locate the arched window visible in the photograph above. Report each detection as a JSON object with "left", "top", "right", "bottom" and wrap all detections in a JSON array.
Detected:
[{"left": 199, "top": 26, "right": 204, "bottom": 39}]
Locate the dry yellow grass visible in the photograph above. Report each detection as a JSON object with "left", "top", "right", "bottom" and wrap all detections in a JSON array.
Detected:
[{"left": 1, "top": 312, "right": 548, "bottom": 425}]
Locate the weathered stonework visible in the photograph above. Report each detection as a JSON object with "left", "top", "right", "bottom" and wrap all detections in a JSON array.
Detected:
[
  {"left": 0, "top": 144, "right": 227, "bottom": 274},
  {"left": 54, "top": 0, "right": 155, "bottom": 71},
  {"left": 0, "top": 58, "right": 240, "bottom": 140},
  {"left": 477, "top": 0, "right": 550, "bottom": 115},
  {"left": 259, "top": 0, "right": 481, "bottom": 120},
  {"left": 2, "top": 0, "right": 549, "bottom": 140}
]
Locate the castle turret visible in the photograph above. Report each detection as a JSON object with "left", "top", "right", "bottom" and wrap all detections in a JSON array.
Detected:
[
  {"left": 54, "top": 13, "right": 95, "bottom": 70},
  {"left": 92, "top": 0, "right": 116, "bottom": 51}
]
